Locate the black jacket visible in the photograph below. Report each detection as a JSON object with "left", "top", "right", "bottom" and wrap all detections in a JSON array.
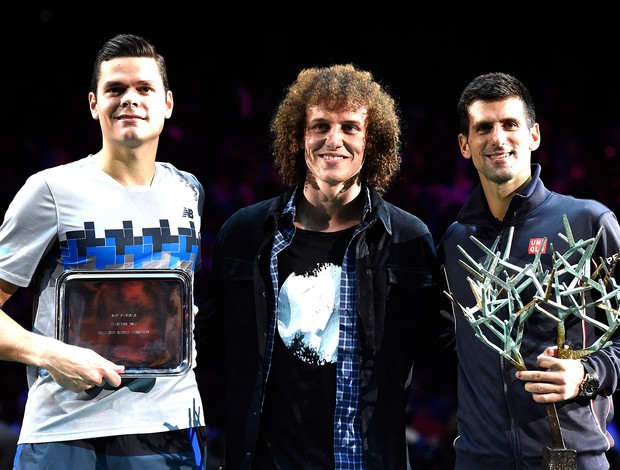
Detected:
[
  {"left": 195, "top": 187, "right": 443, "bottom": 469},
  {"left": 437, "top": 165, "right": 620, "bottom": 470}
]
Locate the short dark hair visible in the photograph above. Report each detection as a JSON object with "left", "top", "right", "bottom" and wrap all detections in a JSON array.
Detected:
[
  {"left": 457, "top": 72, "right": 536, "bottom": 135},
  {"left": 90, "top": 33, "right": 169, "bottom": 94}
]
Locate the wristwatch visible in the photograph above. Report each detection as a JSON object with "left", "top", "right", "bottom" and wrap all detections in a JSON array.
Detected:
[{"left": 578, "top": 359, "right": 600, "bottom": 399}]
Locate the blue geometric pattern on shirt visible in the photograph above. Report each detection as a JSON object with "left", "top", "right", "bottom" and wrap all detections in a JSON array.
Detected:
[{"left": 60, "top": 220, "right": 199, "bottom": 269}]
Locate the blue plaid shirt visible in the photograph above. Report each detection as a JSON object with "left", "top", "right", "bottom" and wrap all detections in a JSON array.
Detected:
[{"left": 263, "top": 186, "right": 372, "bottom": 469}]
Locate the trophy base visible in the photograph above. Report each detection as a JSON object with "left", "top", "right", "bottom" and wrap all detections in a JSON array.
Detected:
[{"left": 543, "top": 447, "right": 577, "bottom": 470}]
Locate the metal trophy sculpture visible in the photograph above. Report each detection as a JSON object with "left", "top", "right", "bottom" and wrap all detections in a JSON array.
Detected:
[{"left": 444, "top": 215, "right": 620, "bottom": 470}]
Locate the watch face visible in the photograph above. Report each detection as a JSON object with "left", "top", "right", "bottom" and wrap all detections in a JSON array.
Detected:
[{"left": 580, "top": 377, "right": 599, "bottom": 398}]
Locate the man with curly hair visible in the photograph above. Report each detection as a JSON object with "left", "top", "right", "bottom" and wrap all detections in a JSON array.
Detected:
[{"left": 196, "top": 64, "right": 443, "bottom": 469}]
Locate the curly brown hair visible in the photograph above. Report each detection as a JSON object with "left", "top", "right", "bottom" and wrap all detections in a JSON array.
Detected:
[{"left": 269, "top": 63, "right": 402, "bottom": 195}]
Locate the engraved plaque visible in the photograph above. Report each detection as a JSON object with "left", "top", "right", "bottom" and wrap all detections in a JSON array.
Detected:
[{"left": 56, "top": 269, "right": 192, "bottom": 377}]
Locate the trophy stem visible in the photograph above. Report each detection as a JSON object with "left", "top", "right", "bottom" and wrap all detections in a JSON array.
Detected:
[
  {"left": 448, "top": 218, "right": 620, "bottom": 469},
  {"left": 543, "top": 403, "right": 576, "bottom": 469}
]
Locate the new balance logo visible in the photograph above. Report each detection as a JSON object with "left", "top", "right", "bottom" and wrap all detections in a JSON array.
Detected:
[{"left": 182, "top": 208, "right": 194, "bottom": 219}]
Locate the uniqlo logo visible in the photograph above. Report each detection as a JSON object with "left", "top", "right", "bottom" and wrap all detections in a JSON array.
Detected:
[{"left": 528, "top": 238, "right": 547, "bottom": 254}]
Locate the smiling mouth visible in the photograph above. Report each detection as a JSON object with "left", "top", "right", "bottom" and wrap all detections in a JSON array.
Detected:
[
  {"left": 117, "top": 115, "right": 144, "bottom": 121},
  {"left": 488, "top": 152, "right": 512, "bottom": 160}
]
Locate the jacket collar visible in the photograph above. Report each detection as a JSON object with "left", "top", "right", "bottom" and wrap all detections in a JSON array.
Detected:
[
  {"left": 367, "top": 187, "right": 392, "bottom": 235},
  {"left": 264, "top": 185, "right": 391, "bottom": 234},
  {"left": 457, "top": 164, "right": 549, "bottom": 226}
]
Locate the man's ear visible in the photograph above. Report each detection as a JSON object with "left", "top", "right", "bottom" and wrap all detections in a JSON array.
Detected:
[
  {"left": 530, "top": 123, "right": 541, "bottom": 151},
  {"left": 88, "top": 92, "right": 99, "bottom": 120},
  {"left": 458, "top": 134, "right": 471, "bottom": 159},
  {"left": 164, "top": 90, "right": 174, "bottom": 119}
]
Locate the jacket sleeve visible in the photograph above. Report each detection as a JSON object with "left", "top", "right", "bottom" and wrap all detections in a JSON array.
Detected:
[
  {"left": 587, "top": 209, "right": 620, "bottom": 394},
  {"left": 194, "top": 219, "right": 227, "bottom": 374}
]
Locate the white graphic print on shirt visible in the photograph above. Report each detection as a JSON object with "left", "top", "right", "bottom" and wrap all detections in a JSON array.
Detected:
[{"left": 277, "top": 263, "right": 340, "bottom": 365}]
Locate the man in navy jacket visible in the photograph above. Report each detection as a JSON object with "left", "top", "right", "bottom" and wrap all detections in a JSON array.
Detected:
[{"left": 438, "top": 72, "right": 620, "bottom": 469}]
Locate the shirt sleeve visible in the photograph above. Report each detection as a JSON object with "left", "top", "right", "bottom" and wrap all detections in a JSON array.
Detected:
[{"left": 0, "top": 172, "right": 58, "bottom": 287}]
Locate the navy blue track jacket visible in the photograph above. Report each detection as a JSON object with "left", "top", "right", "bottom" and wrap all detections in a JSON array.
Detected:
[{"left": 437, "top": 164, "right": 620, "bottom": 470}]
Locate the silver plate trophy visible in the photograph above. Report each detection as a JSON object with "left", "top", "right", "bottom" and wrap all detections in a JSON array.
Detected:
[{"left": 56, "top": 269, "right": 192, "bottom": 377}]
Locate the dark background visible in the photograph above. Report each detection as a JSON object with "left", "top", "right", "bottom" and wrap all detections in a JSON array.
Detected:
[{"left": 3, "top": 7, "right": 620, "bottom": 469}]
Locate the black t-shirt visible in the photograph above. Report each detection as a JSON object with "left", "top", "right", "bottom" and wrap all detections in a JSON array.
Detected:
[{"left": 253, "top": 227, "right": 354, "bottom": 469}]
